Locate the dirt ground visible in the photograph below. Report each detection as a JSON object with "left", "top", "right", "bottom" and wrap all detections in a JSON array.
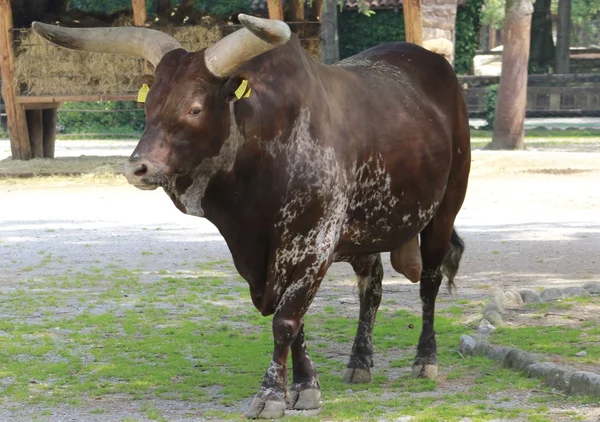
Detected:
[{"left": 1, "top": 149, "right": 599, "bottom": 420}]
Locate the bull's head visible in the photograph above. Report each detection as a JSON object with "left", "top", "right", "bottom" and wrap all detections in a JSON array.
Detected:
[{"left": 32, "top": 16, "right": 291, "bottom": 190}]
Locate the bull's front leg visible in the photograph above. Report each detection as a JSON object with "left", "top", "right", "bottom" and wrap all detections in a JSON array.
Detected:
[
  {"left": 287, "top": 322, "right": 321, "bottom": 409},
  {"left": 245, "top": 258, "right": 329, "bottom": 419}
]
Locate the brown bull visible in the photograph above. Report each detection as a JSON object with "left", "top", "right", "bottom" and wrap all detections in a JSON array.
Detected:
[{"left": 34, "top": 15, "right": 470, "bottom": 419}]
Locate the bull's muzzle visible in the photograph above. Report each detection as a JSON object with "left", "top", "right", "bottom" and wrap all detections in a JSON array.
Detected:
[{"left": 124, "top": 158, "right": 161, "bottom": 190}]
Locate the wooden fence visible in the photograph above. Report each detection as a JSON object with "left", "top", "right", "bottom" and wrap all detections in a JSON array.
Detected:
[{"left": 459, "top": 74, "right": 600, "bottom": 117}]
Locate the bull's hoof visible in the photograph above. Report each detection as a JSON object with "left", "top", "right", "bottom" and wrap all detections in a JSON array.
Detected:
[
  {"left": 411, "top": 363, "right": 438, "bottom": 380},
  {"left": 286, "top": 385, "right": 321, "bottom": 410},
  {"left": 343, "top": 367, "right": 371, "bottom": 383},
  {"left": 245, "top": 393, "right": 286, "bottom": 419}
]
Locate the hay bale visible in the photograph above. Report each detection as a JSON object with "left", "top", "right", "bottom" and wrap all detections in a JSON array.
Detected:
[{"left": 14, "top": 24, "right": 223, "bottom": 96}]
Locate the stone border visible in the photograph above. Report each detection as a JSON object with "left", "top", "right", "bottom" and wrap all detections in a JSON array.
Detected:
[
  {"left": 459, "top": 335, "right": 600, "bottom": 397},
  {"left": 479, "top": 281, "right": 600, "bottom": 330},
  {"left": 458, "top": 281, "right": 600, "bottom": 397}
]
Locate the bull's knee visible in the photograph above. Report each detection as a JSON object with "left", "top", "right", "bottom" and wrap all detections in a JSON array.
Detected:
[
  {"left": 273, "top": 318, "right": 300, "bottom": 346},
  {"left": 391, "top": 237, "right": 422, "bottom": 283}
]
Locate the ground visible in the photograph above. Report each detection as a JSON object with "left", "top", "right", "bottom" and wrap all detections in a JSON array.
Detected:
[{"left": 0, "top": 143, "right": 599, "bottom": 421}]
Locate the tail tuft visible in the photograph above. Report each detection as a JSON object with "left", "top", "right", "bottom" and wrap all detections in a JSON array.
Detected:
[{"left": 442, "top": 229, "right": 465, "bottom": 293}]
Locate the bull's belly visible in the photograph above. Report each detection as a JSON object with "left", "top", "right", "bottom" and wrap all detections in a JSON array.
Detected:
[{"left": 334, "top": 208, "right": 431, "bottom": 257}]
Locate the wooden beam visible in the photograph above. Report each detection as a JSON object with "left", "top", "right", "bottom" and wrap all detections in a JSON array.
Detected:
[
  {"left": 17, "top": 94, "right": 138, "bottom": 104},
  {"left": 42, "top": 108, "right": 57, "bottom": 158},
  {"left": 26, "top": 109, "right": 43, "bottom": 158},
  {"left": 267, "top": 0, "right": 284, "bottom": 21},
  {"left": 403, "top": 0, "right": 423, "bottom": 46},
  {"left": 290, "top": 0, "right": 305, "bottom": 22},
  {"left": 0, "top": 0, "right": 31, "bottom": 160},
  {"left": 132, "top": 0, "right": 147, "bottom": 26}
]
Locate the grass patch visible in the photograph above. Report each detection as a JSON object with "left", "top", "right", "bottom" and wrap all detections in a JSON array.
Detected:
[{"left": 0, "top": 264, "right": 597, "bottom": 419}]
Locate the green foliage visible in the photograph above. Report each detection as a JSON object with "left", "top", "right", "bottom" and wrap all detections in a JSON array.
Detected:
[
  {"left": 337, "top": 10, "right": 405, "bottom": 60},
  {"left": 483, "top": 84, "right": 499, "bottom": 129},
  {"left": 67, "top": 0, "right": 155, "bottom": 14},
  {"left": 57, "top": 101, "right": 145, "bottom": 134},
  {"left": 193, "top": 0, "right": 252, "bottom": 16},
  {"left": 455, "top": 0, "right": 485, "bottom": 74},
  {"left": 339, "top": 6, "right": 482, "bottom": 75},
  {"left": 481, "top": 0, "right": 505, "bottom": 29},
  {"left": 571, "top": 0, "right": 600, "bottom": 46}
]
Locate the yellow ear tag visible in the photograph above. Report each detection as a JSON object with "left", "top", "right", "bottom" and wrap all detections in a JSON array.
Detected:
[
  {"left": 137, "top": 84, "right": 150, "bottom": 103},
  {"left": 234, "top": 79, "right": 250, "bottom": 100}
]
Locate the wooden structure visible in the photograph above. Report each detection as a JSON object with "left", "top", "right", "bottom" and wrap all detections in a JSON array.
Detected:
[
  {"left": 0, "top": 0, "right": 151, "bottom": 160},
  {"left": 1, "top": 0, "right": 328, "bottom": 160},
  {"left": 460, "top": 74, "right": 600, "bottom": 117}
]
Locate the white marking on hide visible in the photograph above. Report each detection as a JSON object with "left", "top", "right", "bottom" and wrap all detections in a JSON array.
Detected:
[
  {"left": 342, "top": 153, "right": 402, "bottom": 244},
  {"left": 267, "top": 109, "right": 349, "bottom": 312},
  {"left": 165, "top": 103, "right": 244, "bottom": 217}
]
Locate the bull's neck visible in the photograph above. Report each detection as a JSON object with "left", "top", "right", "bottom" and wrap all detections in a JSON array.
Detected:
[{"left": 164, "top": 102, "right": 244, "bottom": 217}]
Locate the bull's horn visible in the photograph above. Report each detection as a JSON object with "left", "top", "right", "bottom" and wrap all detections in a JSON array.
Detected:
[
  {"left": 204, "top": 14, "right": 291, "bottom": 78},
  {"left": 31, "top": 22, "right": 182, "bottom": 68}
]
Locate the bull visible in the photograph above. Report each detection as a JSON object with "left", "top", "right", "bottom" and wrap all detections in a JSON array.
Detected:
[{"left": 33, "top": 14, "right": 470, "bottom": 419}]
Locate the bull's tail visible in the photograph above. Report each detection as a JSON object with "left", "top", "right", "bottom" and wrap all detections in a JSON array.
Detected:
[{"left": 441, "top": 229, "right": 465, "bottom": 292}]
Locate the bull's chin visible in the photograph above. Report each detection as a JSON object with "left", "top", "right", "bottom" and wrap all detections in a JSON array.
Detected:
[{"left": 131, "top": 183, "right": 160, "bottom": 191}]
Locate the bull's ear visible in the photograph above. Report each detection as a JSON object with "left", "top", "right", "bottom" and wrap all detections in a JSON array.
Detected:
[
  {"left": 221, "top": 73, "right": 251, "bottom": 103},
  {"left": 140, "top": 74, "right": 155, "bottom": 88}
]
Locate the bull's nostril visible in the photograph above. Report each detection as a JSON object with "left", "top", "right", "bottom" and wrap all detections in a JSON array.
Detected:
[{"left": 134, "top": 164, "right": 148, "bottom": 177}]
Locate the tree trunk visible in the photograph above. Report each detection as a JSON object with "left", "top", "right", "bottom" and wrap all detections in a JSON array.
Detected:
[
  {"left": 555, "top": 0, "right": 570, "bottom": 74},
  {"left": 529, "top": 0, "right": 554, "bottom": 73},
  {"left": 320, "top": 0, "right": 339, "bottom": 64},
  {"left": 488, "top": 0, "right": 534, "bottom": 150}
]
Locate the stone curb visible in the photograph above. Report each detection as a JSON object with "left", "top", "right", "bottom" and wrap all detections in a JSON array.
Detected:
[
  {"left": 478, "top": 282, "right": 600, "bottom": 329},
  {"left": 459, "top": 335, "right": 600, "bottom": 397}
]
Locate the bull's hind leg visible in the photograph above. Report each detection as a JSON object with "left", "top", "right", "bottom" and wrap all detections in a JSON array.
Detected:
[
  {"left": 412, "top": 223, "right": 465, "bottom": 380},
  {"left": 343, "top": 254, "right": 383, "bottom": 383},
  {"left": 286, "top": 322, "right": 321, "bottom": 410}
]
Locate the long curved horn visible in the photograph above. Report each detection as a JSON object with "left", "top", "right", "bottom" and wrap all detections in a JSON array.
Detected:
[
  {"left": 31, "top": 22, "right": 182, "bottom": 68},
  {"left": 204, "top": 14, "right": 291, "bottom": 78}
]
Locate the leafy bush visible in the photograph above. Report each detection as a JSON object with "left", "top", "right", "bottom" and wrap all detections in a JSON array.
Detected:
[
  {"left": 483, "top": 84, "right": 499, "bottom": 130},
  {"left": 58, "top": 101, "right": 145, "bottom": 134},
  {"left": 338, "top": 10, "right": 405, "bottom": 60},
  {"left": 338, "top": 5, "right": 483, "bottom": 75},
  {"left": 455, "top": 0, "right": 484, "bottom": 75}
]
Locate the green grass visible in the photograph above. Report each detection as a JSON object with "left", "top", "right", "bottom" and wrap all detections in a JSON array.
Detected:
[{"left": 0, "top": 264, "right": 598, "bottom": 419}]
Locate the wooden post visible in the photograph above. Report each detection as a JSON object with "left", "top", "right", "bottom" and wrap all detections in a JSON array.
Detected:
[
  {"left": 313, "top": 0, "right": 323, "bottom": 21},
  {"left": 132, "top": 0, "right": 147, "bottom": 27},
  {"left": 132, "top": 0, "right": 152, "bottom": 73},
  {"left": 26, "top": 109, "right": 43, "bottom": 158},
  {"left": 403, "top": 0, "right": 423, "bottom": 46},
  {"left": 290, "top": 0, "right": 305, "bottom": 22},
  {"left": 0, "top": 0, "right": 31, "bottom": 160},
  {"left": 267, "top": 0, "right": 284, "bottom": 21},
  {"left": 42, "top": 108, "right": 57, "bottom": 158}
]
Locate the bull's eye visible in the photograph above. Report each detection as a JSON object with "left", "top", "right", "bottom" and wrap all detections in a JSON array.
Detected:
[{"left": 189, "top": 106, "right": 202, "bottom": 115}]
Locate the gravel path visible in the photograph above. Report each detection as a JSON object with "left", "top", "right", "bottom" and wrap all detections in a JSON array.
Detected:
[{"left": 1, "top": 149, "right": 599, "bottom": 420}]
